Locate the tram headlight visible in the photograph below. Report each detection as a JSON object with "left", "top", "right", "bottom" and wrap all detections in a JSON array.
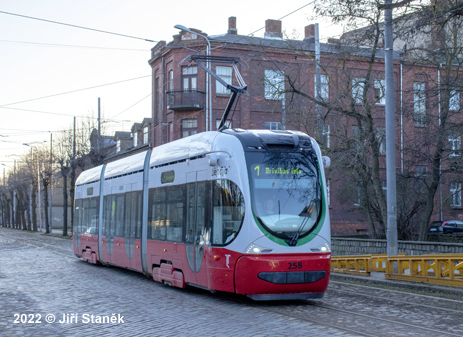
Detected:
[
  {"left": 320, "top": 242, "right": 331, "bottom": 252},
  {"left": 246, "top": 243, "right": 273, "bottom": 254}
]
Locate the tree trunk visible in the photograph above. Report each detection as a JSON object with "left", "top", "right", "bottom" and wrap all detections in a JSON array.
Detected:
[
  {"left": 31, "top": 185, "right": 37, "bottom": 231},
  {"left": 62, "top": 173, "right": 68, "bottom": 236},
  {"left": 43, "top": 177, "right": 50, "bottom": 234},
  {"left": 70, "top": 164, "right": 76, "bottom": 235}
]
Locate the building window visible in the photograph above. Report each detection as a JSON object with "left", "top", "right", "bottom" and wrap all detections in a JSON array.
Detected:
[
  {"left": 451, "top": 182, "right": 462, "bottom": 207},
  {"left": 414, "top": 82, "right": 426, "bottom": 127},
  {"left": 327, "top": 179, "right": 330, "bottom": 207},
  {"left": 116, "top": 139, "right": 121, "bottom": 153},
  {"left": 449, "top": 134, "right": 461, "bottom": 157},
  {"left": 216, "top": 66, "right": 232, "bottom": 95},
  {"left": 449, "top": 89, "right": 460, "bottom": 111},
  {"left": 182, "top": 119, "right": 197, "bottom": 138},
  {"left": 265, "top": 121, "right": 283, "bottom": 130},
  {"left": 216, "top": 119, "right": 232, "bottom": 130},
  {"left": 374, "top": 79, "right": 386, "bottom": 105},
  {"left": 314, "top": 74, "right": 329, "bottom": 100},
  {"left": 143, "top": 126, "right": 149, "bottom": 144},
  {"left": 133, "top": 132, "right": 138, "bottom": 147},
  {"left": 376, "top": 127, "right": 386, "bottom": 155},
  {"left": 352, "top": 78, "right": 365, "bottom": 104},
  {"left": 415, "top": 166, "right": 427, "bottom": 194},
  {"left": 168, "top": 70, "right": 174, "bottom": 91},
  {"left": 264, "top": 70, "right": 284, "bottom": 100},
  {"left": 381, "top": 180, "right": 387, "bottom": 196},
  {"left": 182, "top": 66, "right": 197, "bottom": 90},
  {"left": 354, "top": 186, "right": 361, "bottom": 207},
  {"left": 321, "top": 124, "right": 330, "bottom": 148}
]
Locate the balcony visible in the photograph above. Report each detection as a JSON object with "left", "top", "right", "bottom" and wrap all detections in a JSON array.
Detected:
[{"left": 166, "top": 89, "right": 205, "bottom": 112}]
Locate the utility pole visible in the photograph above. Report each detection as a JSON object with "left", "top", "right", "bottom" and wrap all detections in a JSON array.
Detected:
[
  {"left": 315, "top": 23, "right": 322, "bottom": 140},
  {"left": 385, "top": 0, "right": 398, "bottom": 256},
  {"left": 98, "top": 98, "right": 101, "bottom": 154},
  {"left": 49, "top": 133, "right": 53, "bottom": 233}
]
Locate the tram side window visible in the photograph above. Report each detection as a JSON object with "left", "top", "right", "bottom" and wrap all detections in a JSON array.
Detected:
[
  {"left": 148, "top": 188, "right": 167, "bottom": 240},
  {"left": 74, "top": 199, "right": 83, "bottom": 234},
  {"left": 115, "top": 194, "right": 125, "bottom": 237},
  {"left": 124, "top": 192, "right": 133, "bottom": 238},
  {"left": 148, "top": 186, "right": 185, "bottom": 242},
  {"left": 134, "top": 191, "right": 142, "bottom": 239},
  {"left": 166, "top": 186, "right": 184, "bottom": 242},
  {"left": 103, "top": 195, "right": 116, "bottom": 237},
  {"left": 212, "top": 180, "right": 245, "bottom": 245},
  {"left": 124, "top": 191, "right": 142, "bottom": 240},
  {"left": 89, "top": 197, "right": 99, "bottom": 233}
]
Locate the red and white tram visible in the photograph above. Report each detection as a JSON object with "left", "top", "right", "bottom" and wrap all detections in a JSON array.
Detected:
[{"left": 74, "top": 128, "right": 331, "bottom": 300}]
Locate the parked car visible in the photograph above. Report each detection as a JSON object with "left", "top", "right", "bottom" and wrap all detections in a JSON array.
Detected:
[
  {"left": 428, "top": 221, "right": 444, "bottom": 234},
  {"left": 441, "top": 220, "right": 463, "bottom": 234},
  {"left": 429, "top": 220, "right": 463, "bottom": 234}
]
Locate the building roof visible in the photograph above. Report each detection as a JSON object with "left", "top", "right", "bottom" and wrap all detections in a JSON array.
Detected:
[{"left": 208, "top": 33, "right": 403, "bottom": 60}]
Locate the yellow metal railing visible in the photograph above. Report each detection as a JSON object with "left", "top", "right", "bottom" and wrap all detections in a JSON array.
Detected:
[
  {"left": 331, "top": 255, "right": 373, "bottom": 275},
  {"left": 331, "top": 254, "right": 400, "bottom": 275},
  {"left": 385, "top": 254, "right": 463, "bottom": 287},
  {"left": 331, "top": 253, "right": 463, "bottom": 287}
]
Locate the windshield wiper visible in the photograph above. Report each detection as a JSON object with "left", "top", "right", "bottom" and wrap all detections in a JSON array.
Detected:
[{"left": 287, "top": 199, "right": 320, "bottom": 246}]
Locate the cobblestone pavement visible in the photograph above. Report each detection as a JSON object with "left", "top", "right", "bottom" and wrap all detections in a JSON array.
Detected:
[
  {"left": 2, "top": 228, "right": 463, "bottom": 337},
  {"left": 0, "top": 228, "right": 356, "bottom": 337}
]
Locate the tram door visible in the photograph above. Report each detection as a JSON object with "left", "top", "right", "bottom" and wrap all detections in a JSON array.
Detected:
[{"left": 185, "top": 170, "right": 208, "bottom": 285}]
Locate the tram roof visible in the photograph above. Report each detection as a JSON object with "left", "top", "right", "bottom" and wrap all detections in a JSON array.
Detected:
[
  {"left": 104, "top": 151, "right": 148, "bottom": 179},
  {"left": 75, "top": 164, "right": 104, "bottom": 186},
  {"left": 150, "top": 131, "right": 220, "bottom": 167}
]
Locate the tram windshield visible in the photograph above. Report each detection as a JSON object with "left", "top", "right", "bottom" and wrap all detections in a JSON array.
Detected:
[{"left": 247, "top": 150, "right": 322, "bottom": 245}]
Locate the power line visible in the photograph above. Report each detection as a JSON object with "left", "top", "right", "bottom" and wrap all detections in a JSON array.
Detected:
[
  {"left": 0, "top": 10, "right": 157, "bottom": 43},
  {"left": 0, "top": 75, "right": 151, "bottom": 107},
  {"left": 0, "top": 106, "right": 97, "bottom": 119},
  {"left": 0, "top": 39, "right": 148, "bottom": 52}
]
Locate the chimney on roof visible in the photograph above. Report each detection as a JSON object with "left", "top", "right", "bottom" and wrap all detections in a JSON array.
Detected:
[
  {"left": 304, "top": 24, "right": 315, "bottom": 40},
  {"left": 265, "top": 19, "right": 282, "bottom": 38},
  {"left": 328, "top": 38, "right": 340, "bottom": 44},
  {"left": 228, "top": 17, "right": 237, "bottom": 35}
]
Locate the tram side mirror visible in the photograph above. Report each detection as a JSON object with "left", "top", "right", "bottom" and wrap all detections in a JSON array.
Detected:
[
  {"left": 209, "top": 153, "right": 219, "bottom": 166},
  {"left": 322, "top": 156, "right": 331, "bottom": 168}
]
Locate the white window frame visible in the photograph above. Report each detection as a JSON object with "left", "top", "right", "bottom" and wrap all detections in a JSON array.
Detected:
[
  {"left": 354, "top": 186, "right": 361, "bottom": 207},
  {"left": 415, "top": 166, "right": 427, "bottom": 194},
  {"left": 168, "top": 70, "right": 174, "bottom": 91},
  {"left": 322, "top": 124, "right": 330, "bottom": 148},
  {"left": 116, "top": 139, "right": 121, "bottom": 153},
  {"left": 374, "top": 79, "right": 386, "bottom": 105},
  {"left": 182, "top": 118, "right": 198, "bottom": 138},
  {"left": 133, "top": 132, "right": 138, "bottom": 147},
  {"left": 265, "top": 121, "right": 283, "bottom": 130},
  {"left": 449, "top": 134, "right": 461, "bottom": 157},
  {"left": 449, "top": 89, "right": 460, "bottom": 111},
  {"left": 327, "top": 179, "right": 330, "bottom": 207},
  {"left": 314, "top": 74, "right": 329, "bottom": 100},
  {"left": 264, "top": 70, "right": 284, "bottom": 100},
  {"left": 352, "top": 78, "right": 365, "bottom": 104},
  {"left": 414, "top": 82, "right": 426, "bottom": 127},
  {"left": 376, "top": 127, "right": 386, "bottom": 155},
  {"left": 216, "top": 66, "right": 232, "bottom": 95},
  {"left": 451, "top": 182, "right": 462, "bottom": 207},
  {"left": 143, "top": 126, "right": 149, "bottom": 144}
]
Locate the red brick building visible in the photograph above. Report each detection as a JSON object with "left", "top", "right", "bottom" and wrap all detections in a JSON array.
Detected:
[{"left": 148, "top": 17, "right": 463, "bottom": 238}]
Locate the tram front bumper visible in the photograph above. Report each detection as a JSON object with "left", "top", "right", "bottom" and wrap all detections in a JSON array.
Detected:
[{"left": 234, "top": 253, "right": 330, "bottom": 297}]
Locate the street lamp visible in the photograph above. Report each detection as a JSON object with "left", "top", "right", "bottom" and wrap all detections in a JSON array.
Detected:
[{"left": 174, "top": 24, "right": 212, "bottom": 132}]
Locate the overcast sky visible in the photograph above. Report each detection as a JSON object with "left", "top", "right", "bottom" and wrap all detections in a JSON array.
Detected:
[{"left": 0, "top": 0, "right": 342, "bottom": 171}]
